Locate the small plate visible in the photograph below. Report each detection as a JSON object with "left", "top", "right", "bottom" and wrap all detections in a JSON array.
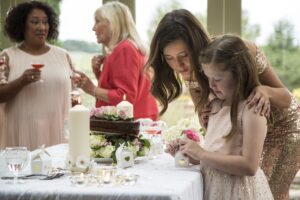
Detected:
[{"left": 93, "top": 158, "right": 113, "bottom": 163}]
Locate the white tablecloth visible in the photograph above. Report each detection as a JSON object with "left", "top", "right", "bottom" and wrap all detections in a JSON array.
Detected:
[{"left": 0, "top": 144, "right": 203, "bottom": 200}]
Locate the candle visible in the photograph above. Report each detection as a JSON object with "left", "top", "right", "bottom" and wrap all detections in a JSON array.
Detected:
[
  {"left": 70, "top": 172, "right": 88, "bottom": 187},
  {"left": 68, "top": 105, "right": 90, "bottom": 171},
  {"left": 99, "top": 166, "right": 116, "bottom": 184},
  {"left": 116, "top": 94, "right": 133, "bottom": 119}
]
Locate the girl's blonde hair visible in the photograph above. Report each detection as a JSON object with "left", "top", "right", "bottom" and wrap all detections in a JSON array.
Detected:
[{"left": 95, "top": 1, "right": 146, "bottom": 55}]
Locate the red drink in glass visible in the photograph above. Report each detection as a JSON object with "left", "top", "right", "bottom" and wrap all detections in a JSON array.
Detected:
[
  {"left": 31, "top": 63, "right": 44, "bottom": 82},
  {"left": 31, "top": 63, "right": 44, "bottom": 70}
]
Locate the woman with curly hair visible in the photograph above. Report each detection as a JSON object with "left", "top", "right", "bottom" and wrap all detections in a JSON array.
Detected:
[{"left": 0, "top": 1, "right": 73, "bottom": 150}]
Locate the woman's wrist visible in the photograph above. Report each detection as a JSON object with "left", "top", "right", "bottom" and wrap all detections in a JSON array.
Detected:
[{"left": 93, "top": 86, "right": 97, "bottom": 98}]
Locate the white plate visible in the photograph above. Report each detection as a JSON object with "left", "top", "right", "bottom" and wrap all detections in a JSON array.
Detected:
[{"left": 93, "top": 158, "right": 113, "bottom": 163}]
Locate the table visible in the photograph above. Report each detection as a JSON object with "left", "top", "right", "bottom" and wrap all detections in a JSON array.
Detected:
[{"left": 0, "top": 144, "right": 203, "bottom": 200}]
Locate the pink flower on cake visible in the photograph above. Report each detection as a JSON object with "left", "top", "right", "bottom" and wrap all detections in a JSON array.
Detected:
[{"left": 118, "top": 108, "right": 131, "bottom": 120}]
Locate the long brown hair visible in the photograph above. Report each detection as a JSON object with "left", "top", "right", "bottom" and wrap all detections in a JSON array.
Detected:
[
  {"left": 198, "top": 34, "right": 260, "bottom": 139},
  {"left": 145, "top": 9, "right": 210, "bottom": 115}
]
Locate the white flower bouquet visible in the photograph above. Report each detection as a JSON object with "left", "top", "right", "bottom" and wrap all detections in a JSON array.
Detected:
[
  {"left": 162, "top": 117, "right": 205, "bottom": 144},
  {"left": 90, "top": 134, "right": 151, "bottom": 163}
]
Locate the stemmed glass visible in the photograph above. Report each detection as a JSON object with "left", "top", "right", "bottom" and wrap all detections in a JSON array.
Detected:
[
  {"left": 70, "top": 70, "right": 82, "bottom": 107},
  {"left": 31, "top": 63, "right": 44, "bottom": 82},
  {"left": 4, "top": 147, "right": 29, "bottom": 184},
  {"left": 0, "top": 55, "right": 6, "bottom": 66}
]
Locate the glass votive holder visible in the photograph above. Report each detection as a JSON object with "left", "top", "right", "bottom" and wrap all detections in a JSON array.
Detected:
[
  {"left": 69, "top": 172, "right": 88, "bottom": 187},
  {"left": 116, "top": 173, "right": 139, "bottom": 186},
  {"left": 94, "top": 166, "right": 116, "bottom": 185}
]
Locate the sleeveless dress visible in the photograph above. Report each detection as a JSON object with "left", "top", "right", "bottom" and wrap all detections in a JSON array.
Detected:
[
  {"left": 0, "top": 45, "right": 72, "bottom": 150},
  {"left": 201, "top": 100, "right": 273, "bottom": 200},
  {"left": 189, "top": 46, "right": 300, "bottom": 200}
]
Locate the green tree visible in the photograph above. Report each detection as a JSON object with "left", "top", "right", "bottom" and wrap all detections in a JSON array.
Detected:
[
  {"left": 263, "top": 19, "right": 300, "bottom": 89},
  {"left": 147, "top": 0, "right": 182, "bottom": 45},
  {"left": 45, "top": 0, "right": 62, "bottom": 15},
  {"left": 241, "top": 10, "right": 260, "bottom": 42}
]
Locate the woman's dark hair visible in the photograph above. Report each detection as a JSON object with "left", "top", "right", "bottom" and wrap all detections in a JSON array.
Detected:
[
  {"left": 4, "top": 1, "right": 59, "bottom": 42},
  {"left": 145, "top": 9, "right": 210, "bottom": 115},
  {"left": 198, "top": 34, "right": 260, "bottom": 139}
]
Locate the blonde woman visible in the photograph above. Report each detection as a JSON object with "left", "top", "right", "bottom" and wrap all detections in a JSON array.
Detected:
[{"left": 74, "top": 1, "right": 158, "bottom": 120}]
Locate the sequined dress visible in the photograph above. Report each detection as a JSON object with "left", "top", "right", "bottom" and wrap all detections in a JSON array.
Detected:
[
  {"left": 201, "top": 100, "right": 274, "bottom": 200},
  {"left": 255, "top": 47, "right": 300, "bottom": 200}
]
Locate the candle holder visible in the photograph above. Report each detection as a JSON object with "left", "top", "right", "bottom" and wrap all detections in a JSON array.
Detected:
[
  {"left": 116, "top": 173, "right": 139, "bottom": 186},
  {"left": 93, "top": 166, "right": 116, "bottom": 185},
  {"left": 69, "top": 173, "right": 88, "bottom": 187}
]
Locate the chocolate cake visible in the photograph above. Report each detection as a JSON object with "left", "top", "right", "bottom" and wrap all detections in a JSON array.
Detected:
[{"left": 90, "top": 116, "right": 140, "bottom": 136}]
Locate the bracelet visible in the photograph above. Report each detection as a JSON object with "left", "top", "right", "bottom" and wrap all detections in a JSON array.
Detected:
[
  {"left": 184, "top": 81, "right": 199, "bottom": 89},
  {"left": 93, "top": 87, "right": 97, "bottom": 98}
]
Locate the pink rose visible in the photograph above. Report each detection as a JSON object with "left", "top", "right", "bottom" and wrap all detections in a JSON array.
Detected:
[
  {"left": 182, "top": 129, "right": 200, "bottom": 142},
  {"left": 118, "top": 109, "right": 128, "bottom": 119}
]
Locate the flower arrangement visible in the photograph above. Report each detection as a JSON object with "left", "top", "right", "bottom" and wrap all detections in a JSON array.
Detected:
[
  {"left": 162, "top": 117, "right": 204, "bottom": 144},
  {"left": 182, "top": 129, "right": 200, "bottom": 142},
  {"left": 90, "top": 134, "right": 151, "bottom": 163},
  {"left": 90, "top": 106, "right": 133, "bottom": 121}
]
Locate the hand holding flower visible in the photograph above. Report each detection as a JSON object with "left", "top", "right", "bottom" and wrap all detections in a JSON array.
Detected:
[
  {"left": 179, "top": 138, "right": 204, "bottom": 164},
  {"left": 165, "top": 139, "right": 180, "bottom": 157}
]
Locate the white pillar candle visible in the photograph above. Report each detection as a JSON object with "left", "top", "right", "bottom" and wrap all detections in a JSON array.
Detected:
[
  {"left": 68, "top": 105, "right": 90, "bottom": 171},
  {"left": 116, "top": 95, "right": 133, "bottom": 119}
]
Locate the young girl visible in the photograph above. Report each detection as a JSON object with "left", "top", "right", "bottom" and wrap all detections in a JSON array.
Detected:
[{"left": 167, "top": 35, "right": 274, "bottom": 199}]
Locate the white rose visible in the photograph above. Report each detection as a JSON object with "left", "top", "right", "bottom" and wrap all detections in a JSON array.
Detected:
[{"left": 99, "top": 145, "right": 115, "bottom": 158}]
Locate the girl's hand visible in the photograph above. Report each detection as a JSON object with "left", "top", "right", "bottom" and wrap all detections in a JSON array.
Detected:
[
  {"left": 165, "top": 139, "right": 180, "bottom": 157},
  {"left": 247, "top": 86, "right": 270, "bottom": 117},
  {"left": 179, "top": 138, "right": 203, "bottom": 162},
  {"left": 199, "top": 102, "right": 211, "bottom": 129},
  {"left": 91, "top": 55, "right": 105, "bottom": 78}
]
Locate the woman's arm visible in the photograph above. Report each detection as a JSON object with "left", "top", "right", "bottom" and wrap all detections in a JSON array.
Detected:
[
  {"left": 72, "top": 70, "right": 109, "bottom": 102},
  {"left": 91, "top": 55, "right": 105, "bottom": 79},
  {"left": 0, "top": 54, "right": 40, "bottom": 102},
  {"left": 245, "top": 41, "right": 291, "bottom": 111}
]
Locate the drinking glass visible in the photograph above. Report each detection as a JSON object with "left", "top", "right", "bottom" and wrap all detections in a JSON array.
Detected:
[
  {"left": 31, "top": 63, "right": 44, "bottom": 82},
  {"left": 0, "top": 55, "right": 6, "bottom": 66},
  {"left": 4, "top": 147, "right": 29, "bottom": 184},
  {"left": 70, "top": 71, "right": 82, "bottom": 107}
]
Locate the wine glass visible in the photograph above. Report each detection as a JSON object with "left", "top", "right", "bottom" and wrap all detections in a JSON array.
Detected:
[
  {"left": 4, "top": 147, "right": 29, "bottom": 184},
  {"left": 31, "top": 63, "right": 44, "bottom": 82},
  {"left": 70, "top": 71, "right": 82, "bottom": 107},
  {"left": 0, "top": 55, "right": 7, "bottom": 67}
]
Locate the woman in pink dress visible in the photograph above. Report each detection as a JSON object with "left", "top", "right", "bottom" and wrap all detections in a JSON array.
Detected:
[{"left": 0, "top": 1, "right": 73, "bottom": 150}]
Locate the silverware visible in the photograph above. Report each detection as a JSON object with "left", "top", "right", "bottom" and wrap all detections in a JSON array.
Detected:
[{"left": 1, "top": 173, "right": 64, "bottom": 180}]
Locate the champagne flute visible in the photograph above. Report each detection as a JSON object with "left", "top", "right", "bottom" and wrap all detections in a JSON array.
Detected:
[
  {"left": 4, "top": 147, "right": 29, "bottom": 184},
  {"left": 31, "top": 63, "right": 44, "bottom": 82}
]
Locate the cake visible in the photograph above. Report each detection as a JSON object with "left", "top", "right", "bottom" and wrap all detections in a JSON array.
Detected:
[
  {"left": 89, "top": 106, "right": 140, "bottom": 136},
  {"left": 90, "top": 116, "right": 140, "bottom": 136},
  {"left": 89, "top": 106, "right": 149, "bottom": 163}
]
